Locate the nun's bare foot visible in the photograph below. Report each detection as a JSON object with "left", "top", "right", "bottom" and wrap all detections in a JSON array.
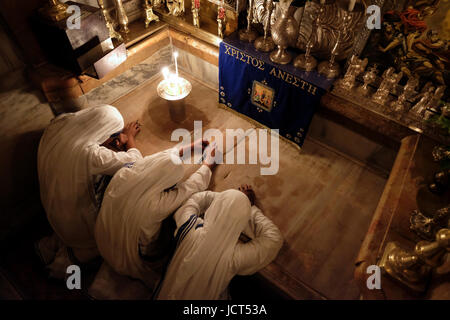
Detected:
[{"left": 239, "top": 184, "right": 255, "bottom": 206}]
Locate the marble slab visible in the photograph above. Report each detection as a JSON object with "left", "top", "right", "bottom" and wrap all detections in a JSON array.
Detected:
[
  {"left": 112, "top": 73, "right": 388, "bottom": 299},
  {"left": 85, "top": 45, "right": 173, "bottom": 107}
]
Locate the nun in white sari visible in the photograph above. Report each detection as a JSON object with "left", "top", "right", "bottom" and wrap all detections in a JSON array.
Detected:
[
  {"left": 37, "top": 105, "right": 143, "bottom": 277},
  {"left": 156, "top": 189, "right": 283, "bottom": 300},
  {"left": 95, "top": 148, "right": 213, "bottom": 289}
]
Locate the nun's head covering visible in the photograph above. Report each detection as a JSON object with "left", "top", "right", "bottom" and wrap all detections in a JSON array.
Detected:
[
  {"left": 158, "top": 189, "right": 252, "bottom": 299},
  {"left": 38, "top": 105, "right": 125, "bottom": 249},
  {"left": 95, "top": 149, "right": 185, "bottom": 285}
]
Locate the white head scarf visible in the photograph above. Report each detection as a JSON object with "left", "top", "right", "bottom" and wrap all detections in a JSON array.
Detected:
[
  {"left": 95, "top": 150, "right": 184, "bottom": 286},
  {"left": 158, "top": 189, "right": 252, "bottom": 300},
  {"left": 38, "top": 105, "right": 124, "bottom": 249}
]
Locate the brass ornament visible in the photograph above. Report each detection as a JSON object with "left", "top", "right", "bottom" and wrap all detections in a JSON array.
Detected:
[
  {"left": 410, "top": 86, "right": 435, "bottom": 118},
  {"left": 293, "top": 1, "right": 324, "bottom": 71},
  {"left": 391, "top": 76, "right": 419, "bottom": 115},
  {"left": 296, "top": 0, "right": 366, "bottom": 61},
  {"left": 379, "top": 228, "right": 450, "bottom": 292},
  {"left": 254, "top": 0, "right": 275, "bottom": 52},
  {"left": 334, "top": 55, "right": 368, "bottom": 91},
  {"left": 113, "top": 0, "right": 130, "bottom": 34},
  {"left": 372, "top": 67, "right": 403, "bottom": 106},
  {"left": 217, "top": 4, "right": 227, "bottom": 39},
  {"left": 167, "top": 0, "right": 185, "bottom": 17},
  {"left": 239, "top": 0, "right": 258, "bottom": 42},
  {"left": 98, "top": 0, "right": 123, "bottom": 42},
  {"left": 143, "top": 0, "right": 160, "bottom": 28},
  {"left": 269, "top": 0, "right": 298, "bottom": 65},
  {"left": 39, "top": 0, "right": 69, "bottom": 22},
  {"left": 356, "top": 64, "right": 378, "bottom": 97},
  {"left": 410, "top": 206, "right": 450, "bottom": 241},
  {"left": 192, "top": 0, "right": 200, "bottom": 28}
]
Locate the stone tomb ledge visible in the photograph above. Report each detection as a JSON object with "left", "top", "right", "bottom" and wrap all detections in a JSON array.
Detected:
[{"left": 109, "top": 71, "right": 388, "bottom": 299}]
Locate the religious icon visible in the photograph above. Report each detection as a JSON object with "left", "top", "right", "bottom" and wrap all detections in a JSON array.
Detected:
[
  {"left": 143, "top": 0, "right": 159, "bottom": 28},
  {"left": 217, "top": 3, "right": 227, "bottom": 39},
  {"left": 251, "top": 81, "right": 275, "bottom": 112},
  {"left": 192, "top": 0, "right": 200, "bottom": 28}
]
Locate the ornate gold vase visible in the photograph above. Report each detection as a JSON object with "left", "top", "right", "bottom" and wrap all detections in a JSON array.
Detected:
[{"left": 269, "top": 0, "right": 298, "bottom": 65}]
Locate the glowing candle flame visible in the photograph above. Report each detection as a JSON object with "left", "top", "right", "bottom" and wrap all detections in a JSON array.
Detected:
[{"left": 162, "top": 67, "right": 169, "bottom": 81}]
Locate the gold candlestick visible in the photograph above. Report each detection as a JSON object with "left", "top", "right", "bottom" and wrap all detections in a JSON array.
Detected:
[
  {"left": 217, "top": 3, "right": 227, "bottom": 39},
  {"left": 239, "top": 0, "right": 258, "bottom": 42},
  {"left": 144, "top": 0, "right": 159, "bottom": 28},
  {"left": 254, "top": 0, "right": 275, "bottom": 52},
  {"left": 98, "top": 0, "right": 123, "bottom": 42},
  {"left": 317, "top": 7, "right": 352, "bottom": 78},
  {"left": 39, "top": 0, "right": 69, "bottom": 22},
  {"left": 113, "top": 0, "right": 130, "bottom": 34},
  {"left": 192, "top": 0, "right": 200, "bottom": 28},
  {"left": 293, "top": 2, "right": 324, "bottom": 71}
]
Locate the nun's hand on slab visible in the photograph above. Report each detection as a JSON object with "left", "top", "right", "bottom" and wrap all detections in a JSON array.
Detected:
[
  {"left": 122, "top": 120, "right": 141, "bottom": 138},
  {"left": 192, "top": 138, "right": 209, "bottom": 152}
]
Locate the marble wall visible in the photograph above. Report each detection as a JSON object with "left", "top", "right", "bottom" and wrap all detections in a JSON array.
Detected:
[{"left": 176, "top": 48, "right": 219, "bottom": 90}]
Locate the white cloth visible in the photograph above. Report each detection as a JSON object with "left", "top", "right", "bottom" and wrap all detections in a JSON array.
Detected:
[
  {"left": 38, "top": 105, "right": 143, "bottom": 251},
  {"left": 95, "top": 149, "right": 212, "bottom": 288},
  {"left": 157, "top": 190, "right": 283, "bottom": 300}
]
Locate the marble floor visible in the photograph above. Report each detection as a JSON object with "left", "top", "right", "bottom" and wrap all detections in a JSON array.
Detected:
[{"left": 110, "top": 72, "right": 388, "bottom": 299}]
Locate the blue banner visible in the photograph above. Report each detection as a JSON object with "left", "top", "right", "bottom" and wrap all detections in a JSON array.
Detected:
[{"left": 219, "top": 35, "right": 334, "bottom": 148}]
